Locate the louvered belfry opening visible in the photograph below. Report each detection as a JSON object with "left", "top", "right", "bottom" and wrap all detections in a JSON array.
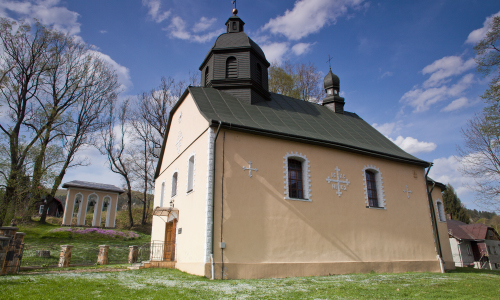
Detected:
[
  {"left": 226, "top": 57, "right": 237, "bottom": 78},
  {"left": 204, "top": 66, "right": 209, "bottom": 86},
  {"left": 256, "top": 64, "right": 262, "bottom": 85}
]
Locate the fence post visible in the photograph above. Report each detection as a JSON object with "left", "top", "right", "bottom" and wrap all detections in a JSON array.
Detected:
[
  {"left": 58, "top": 245, "right": 73, "bottom": 268},
  {"left": 128, "top": 245, "right": 138, "bottom": 264},
  {"left": 98, "top": 245, "right": 109, "bottom": 265}
]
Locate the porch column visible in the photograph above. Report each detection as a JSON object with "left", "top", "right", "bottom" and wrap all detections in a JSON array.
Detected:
[
  {"left": 92, "top": 197, "right": 104, "bottom": 227},
  {"left": 76, "top": 196, "right": 87, "bottom": 226},
  {"left": 61, "top": 189, "right": 74, "bottom": 226},
  {"left": 106, "top": 194, "right": 118, "bottom": 228}
]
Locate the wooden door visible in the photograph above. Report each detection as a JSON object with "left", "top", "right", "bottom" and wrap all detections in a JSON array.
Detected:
[{"left": 164, "top": 219, "right": 177, "bottom": 261}]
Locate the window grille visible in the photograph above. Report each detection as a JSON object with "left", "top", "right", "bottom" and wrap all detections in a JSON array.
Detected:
[
  {"left": 288, "top": 159, "right": 303, "bottom": 199},
  {"left": 365, "top": 170, "right": 379, "bottom": 207},
  {"left": 226, "top": 57, "right": 237, "bottom": 78},
  {"left": 205, "top": 67, "right": 209, "bottom": 86},
  {"left": 171, "top": 173, "right": 177, "bottom": 198},
  {"left": 256, "top": 64, "right": 262, "bottom": 85}
]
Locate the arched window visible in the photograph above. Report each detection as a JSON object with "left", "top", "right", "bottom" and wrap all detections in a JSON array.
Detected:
[
  {"left": 256, "top": 64, "right": 262, "bottom": 85},
  {"left": 436, "top": 200, "right": 446, "bottom": 222},
  {"left": 226, "top": 57, "right": 237, "bottom": 78},
  {"left": 102, "top": 196, "right": 111, "bottom": 211},
  {"left": 365, "top": 171, "right": 379, "bottom": 207},
  {"left": 204, "top": 66, "right": 209, "bottom": 86},
  {"left": 171, "top": 173, "right": 178, "bottom": 198},
  {"left": 160, "top": 182, "right": 165, "bottom": 206},
  {"left": 187, "top": 156, "right": 195, "bottom": 192},
  {"left": 362, "top": 166, "right": 385, "bottom": 209},
  {"left": 288, "top": 159, "right": 304, "bottom": 199}
]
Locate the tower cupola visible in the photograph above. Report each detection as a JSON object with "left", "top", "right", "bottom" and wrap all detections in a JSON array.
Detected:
[
  {"left": 199, "top": 8, "right": 270, "bottom": 105},
  {"left": 322, "top": 67, "right": 345, "bottom": 114}
]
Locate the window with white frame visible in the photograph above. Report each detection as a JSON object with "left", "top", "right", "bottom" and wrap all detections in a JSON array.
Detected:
[
  {"left": 187, "top": 156, "right": 195, "bottom": 192},
  {"left": 436, "top": 200, "right": 445, "bottom": 222},
  {"left": 160, "top": 181, "right": 165, "bottom": 207},
  {"left": 362, "top": 165, "right": 385, "bottom": 208},
  {"left": 171, "top": 173, "right": 178, "bottom": 198},
  {"left": 283, "top": 152, "right": 311, "bottom": 201},
  {"left": 467, "top": 243, "right": 472, "bottom": 255}
]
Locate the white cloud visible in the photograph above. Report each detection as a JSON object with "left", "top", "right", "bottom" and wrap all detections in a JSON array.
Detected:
[
  {"left": 100, "top": 30, "right": 107, "bottom": 34},
  {"left": 466, "top": 11, "right": 500, "bottom": 44},
  {"left": 291, "top": 42, "right": 313, "bottom": 55},
  {"left": 441, "top": 97, "right": 469, "bottom": 112},
  {"left": 261, "top": 42, "right": 290, "bottom": 64},
  {"left": 89, "top": 51, "right": 132, "bottom": 91},
  {"left": 262, "top": 0, "right": 365, "bottom": 41},
  {"left": 0, "top": 0, "right": 81, "bottom": 35},
  {"left": 142, "top": 0, "right": 171, "bottom": 23},
  {"left": 193, "top": 17, "right": 217, "bottom": 33},
  {"left": 428, "top": 156, "right": 473, "bottom": 196},
  {"left": 372, "top": 122, "right": 396, "bottom": 136},
  {"left": 422, "top": 56, "right": 475, "bottom": 88},
  {"left": 165, "top": 16, "right": 223, "bottom": 43},
  {"left": 380, "top": 71, "right": 393, "bottom": 78},
  {"left": 389, "top": 136, "right": 436, "bottom": 154}
]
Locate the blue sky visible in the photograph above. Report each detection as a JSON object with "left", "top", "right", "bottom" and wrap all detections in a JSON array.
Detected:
[{"left": 1, "top": 0, "right": 499, "bottom": 211}]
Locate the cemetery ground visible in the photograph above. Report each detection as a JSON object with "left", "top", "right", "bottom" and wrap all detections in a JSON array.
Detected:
[{"left": 1, "top": 267, "right": 499, "bottom": 299}]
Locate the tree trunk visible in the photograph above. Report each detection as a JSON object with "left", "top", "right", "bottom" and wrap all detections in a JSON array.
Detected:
[{"left": 126, "top": 179, "right": 134, "bottom": 228}]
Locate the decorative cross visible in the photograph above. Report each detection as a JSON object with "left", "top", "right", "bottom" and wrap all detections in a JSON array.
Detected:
[
  {"left": 326, "top": 54, "right": 333, "bottom": 70},
  {"left": 403, "top": 185, "right": 413, "bottom": 199},
  {"left": 232, "top": 0, "right": 237, "bottom": 9},
  {"left": 178, "top": 112, "right": 182, "bottom": 123},
  {"left": 326, "top": 166, "right": 350, "bottom": 197},
  {"left": 242, "top": 161, "right": 258, "bottom": 177},
  {"left": 175, "top": 130, "right": 183, "bottom": 153}
]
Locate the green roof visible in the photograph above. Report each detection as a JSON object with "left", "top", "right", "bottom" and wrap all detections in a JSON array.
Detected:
[{"left": 188, "top": 87, "right": 429, "bottom": 167}]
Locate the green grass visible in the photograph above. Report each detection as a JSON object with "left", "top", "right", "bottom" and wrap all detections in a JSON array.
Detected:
[
  {"left": 1, "top": 268, "right": 499, "bottom": 299},
  {"left": 17, "top": 221, "right": 151, "bottom": 267}
]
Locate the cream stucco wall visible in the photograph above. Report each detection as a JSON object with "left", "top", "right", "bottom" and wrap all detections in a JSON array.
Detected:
[
  {"left": 152, "top": 93, "right": 210, "bottom": 276},
  {"left": 209, "top": 130, "right": 444, "bottom": 278},
  {"left": 429, "top": 186, "right": 455, "bottom": 270}
]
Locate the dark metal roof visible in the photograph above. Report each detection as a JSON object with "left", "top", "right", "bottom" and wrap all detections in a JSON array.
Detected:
[
  {"left": 427, "top": 177, "right": 446, "bottom": 190},
  {"left": 188, "top": 87, "right": 428, "bottom": 166},
  {"left": 62, "top": 180, "right": 124, "bottom": 194},
  {"left": 324, "top": 68, "right": 340, "bottom": 88},
  {"left": 445, "top": 219, "right": 500, "bottom": 241}
]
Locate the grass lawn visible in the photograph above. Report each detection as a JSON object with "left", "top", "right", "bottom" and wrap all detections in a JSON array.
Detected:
[
  {"left": 1, "top": 267, "right": 499, "bottom": 299},
  {"left": 18, "top": 221, "right": 151, "bottom": 267}
]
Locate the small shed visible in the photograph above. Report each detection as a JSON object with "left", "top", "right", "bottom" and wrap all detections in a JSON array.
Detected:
[
  {"left": 34, "top": 197, "right": 64, "bottom": 217},
  {"left": 61, "top": 180, "right": 124, "bottom": 228}
]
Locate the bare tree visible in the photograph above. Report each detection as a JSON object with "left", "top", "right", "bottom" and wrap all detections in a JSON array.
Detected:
[
  {"left": 98, "top": 100, "right": 134, "bottom": 227},
  {"left": 0, "top": 19, "right": 63, "bottom": 225},
  {"left": 458, "top": 113, "right": 500, "bottom": 213}
]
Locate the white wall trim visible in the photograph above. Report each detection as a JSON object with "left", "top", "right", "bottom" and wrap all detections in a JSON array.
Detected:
[
  {"left": 204, "top": 128, "right": 215, "bottom": 263},
  {"left": 283, "top": 152, "right": 312, "bottom": 201},
  {"left": 362, "top": 165, "right": 386, "bottom": 209}
]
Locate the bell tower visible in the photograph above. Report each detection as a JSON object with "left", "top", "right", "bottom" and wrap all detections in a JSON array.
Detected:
[
  {"left": 199, "top": 7, "right": 270, "bottom": 104},
  {"left": 322, "top": 67, "right": 345, "bottom": 114}
]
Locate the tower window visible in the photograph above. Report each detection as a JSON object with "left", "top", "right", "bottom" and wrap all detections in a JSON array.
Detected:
[
  {"left": 232, "top": 22, "right": 236, "bottom": 30},
  {"left": 226, "top": 57, "right": 237, "bottom": 78},
  {"left": 204, "top": 66, "right": 209, "bottom": 86},
  {"left": 256, "top": 64, "right": 262, "bottom": 85}
]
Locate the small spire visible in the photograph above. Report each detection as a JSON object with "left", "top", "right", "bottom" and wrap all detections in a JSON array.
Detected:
[
  {"left": 232, "top": 0, "right": 238, "bottom": 15},
  {"left": 326, "top": 54, "right": 333, "bottom": 70}
]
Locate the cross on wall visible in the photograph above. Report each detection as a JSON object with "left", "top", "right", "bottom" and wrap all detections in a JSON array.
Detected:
[
  {"left": 175, "top": 130, "right": 183, "bottom": 153},
  {"left": 403, "top": 185, "right": 413, "bottom": 199},
  {"left": 242, "top": 161, "right": 258, "bottom": 177},
  {"left": 326, "top": 166, "right": 350, "bottom": 197}
]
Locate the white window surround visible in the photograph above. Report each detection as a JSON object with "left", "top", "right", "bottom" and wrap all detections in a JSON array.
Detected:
[
  {"left": 186, "top": 153, "right": 196, "bottom": 195},
  {"left": 362, "top": 165, "right": 386, "bottom": 209},
  {"left": 435, "top": 199, "right": 446, "bottom": 222},
  {"left": 171, "top": 170, "right": 179, "bottom": 199},
  {"left": 283, "top": 152, "right": 312, "bottom": 201}
]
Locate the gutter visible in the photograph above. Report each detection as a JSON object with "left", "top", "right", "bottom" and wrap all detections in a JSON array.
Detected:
[
  {"left": 210, "top": 121, "right": 222, "bottom": 280},
  {"left": 425, "top": 163, "right": 445, "bottom": 273}
]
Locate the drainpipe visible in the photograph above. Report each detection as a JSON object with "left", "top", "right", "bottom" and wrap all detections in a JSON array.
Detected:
[
  {"left": 425, "top": 163, "right": 445, "bottom": 273},
  {"left": 211, "top": 121, "right": 222, "bottom": 280}
]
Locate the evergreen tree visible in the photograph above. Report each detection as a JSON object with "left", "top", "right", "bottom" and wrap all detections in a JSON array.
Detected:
[{"left": 442, "top": 184, "right": 470, "bottom": 223}]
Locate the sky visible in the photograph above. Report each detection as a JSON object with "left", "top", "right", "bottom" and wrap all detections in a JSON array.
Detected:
[{"left": 1, "top": 0, "right": 499, "bottom": 212}]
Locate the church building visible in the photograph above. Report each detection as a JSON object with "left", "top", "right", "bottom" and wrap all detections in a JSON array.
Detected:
[{"left": 151, "top": 8, "right": 454, "bottom": 279}]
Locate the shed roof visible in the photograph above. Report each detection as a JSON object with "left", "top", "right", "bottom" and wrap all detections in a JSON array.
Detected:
[
  {"left": 446, "top": 219, "right": 495, "bottom": 241},
  {"left": 62, "top": 180, "right": 124, "bottom": 194}
]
